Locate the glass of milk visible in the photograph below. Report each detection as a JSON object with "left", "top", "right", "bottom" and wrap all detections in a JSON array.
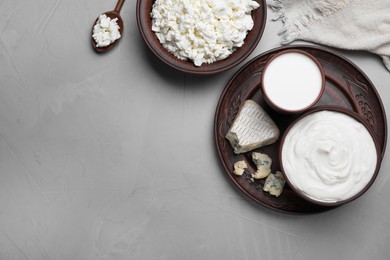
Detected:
[{"left": 261, "top": 49, "right": 325, "bottom": 113}]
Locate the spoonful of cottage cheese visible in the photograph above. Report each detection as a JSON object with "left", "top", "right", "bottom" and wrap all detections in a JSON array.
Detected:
[
  {"left": 151, "top": 0, "right": 260, "bottom": 66},
  {"left": 91, "top": 0, "right": 125, "bottom": 53},
  {"left": 93, "top": 14, "right": 121, "bottom": 47}
]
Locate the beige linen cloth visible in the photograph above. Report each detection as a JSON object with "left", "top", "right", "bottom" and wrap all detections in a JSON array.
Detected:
[{"left": 269, "top": 0, "right": 390, "bottom": 71}]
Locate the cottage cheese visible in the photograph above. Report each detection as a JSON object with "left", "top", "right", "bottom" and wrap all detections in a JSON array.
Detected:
[
  {"left": 151, "top": 0, "right": 260, "bottom": 66},
  {"left": 92, "top": 14, "right": 121, "bottom": 47}
]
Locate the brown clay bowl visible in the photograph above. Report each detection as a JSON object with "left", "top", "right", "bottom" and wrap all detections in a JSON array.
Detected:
[
  {"left": 136, "top": 0, "right": 267, "bottom": 75},
  {"left": 261, "top": 49, "right": 325, "bottom": 114},
  {"left": 279, "top": 106, "right": 381, "bottom": 207}
]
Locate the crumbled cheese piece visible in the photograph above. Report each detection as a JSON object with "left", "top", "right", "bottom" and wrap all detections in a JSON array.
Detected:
[
  {"left": 151, "top": 0, "right": 260, "bottom": 66},
  {"left": 263, "top": 171, "right": 286, "bottom": 197},
  {"left": 226, "top": 100, "right": 280, "bottom": 154},
  {"left": 92, "top": 14, "right": 121, "bottom": 47},
  {"left": 251, "top": 152, "right": 272, "bottom": 179},
  {"left": 233, "top": 160, "right": 248, "bottom": 176}
]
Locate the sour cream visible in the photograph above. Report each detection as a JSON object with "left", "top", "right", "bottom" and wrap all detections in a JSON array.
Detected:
[
  {"left": 262, "top": 51, "right": 324, "bottom": 112},
  {"left": 281, "top": 110, "right": 377, "bottom": 203}
]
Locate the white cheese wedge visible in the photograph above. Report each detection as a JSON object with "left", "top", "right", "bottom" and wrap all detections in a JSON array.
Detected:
[
  {"left": 233, "top": 160, "right": 248, "bottom": 176},
  {"left": 263, "top": 171, "right": 286, "bottom": 197},
  {"left": 251, "top": 152, "right": 272, "bottom": 179},
  {"left": 226, "top": 100, "right": 280, "bottom": 154}
]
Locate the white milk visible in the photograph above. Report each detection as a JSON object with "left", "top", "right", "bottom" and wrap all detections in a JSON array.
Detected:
[{"left": 263, "top": 52, "right": 323, "bottom": 111}]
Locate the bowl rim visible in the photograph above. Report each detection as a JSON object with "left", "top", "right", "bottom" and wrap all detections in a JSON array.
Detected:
[
  {"left": 136, "top": 0, "right": 267, "bottom": 75},
  {"left": 278, "top": 105, "right": 381, "bottom": 207},
  {"left": 261, "top": 49, "right": 326, "bottom": 113}
]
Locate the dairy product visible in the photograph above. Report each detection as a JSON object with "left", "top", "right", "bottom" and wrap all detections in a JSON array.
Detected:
[
  {"left": 92, "top": 14, "right": 121, "bottom": 47},
  {"left": 263, "top": 51, "right": 323, "bottom": 111},
  {"left": 151, "top": 0, "right": 260, "bottom": 66},
  {"left": 226, "top": 100, "right": 280, "bottom": 154},
  {"left": 263, "top": 171, "right": 285, "bottom": 197},
  {"left": 281, "top": 110, "right": 377, "bottom": 203},
  {"left": 233, "top": 160, "right": 248, "bottom": 176},
  {"left": 251, "top": 152, "right": 272, "bottom": 179}
]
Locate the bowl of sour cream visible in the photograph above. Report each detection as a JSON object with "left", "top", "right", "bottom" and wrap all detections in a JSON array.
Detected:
[
  {"left": 261, "top": 49, "right": 325, "bottom": 113},
  {"left": 279, "top": 106, "right": 381, "bottom": 206}
]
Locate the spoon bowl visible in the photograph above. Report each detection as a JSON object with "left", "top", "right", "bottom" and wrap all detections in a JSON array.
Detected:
[{"left": 92, "top": 0, "right": 125, "bottom": 53}]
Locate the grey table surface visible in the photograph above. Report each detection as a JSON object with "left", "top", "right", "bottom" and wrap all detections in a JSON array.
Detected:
[{"left": 1, "top": 0, "right": 389, "bottom": 259}]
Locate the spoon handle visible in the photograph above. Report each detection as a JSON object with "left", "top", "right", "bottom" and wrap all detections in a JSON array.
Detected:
[{"left": 114, "top": 0, "right": 125, "bottom": 13}]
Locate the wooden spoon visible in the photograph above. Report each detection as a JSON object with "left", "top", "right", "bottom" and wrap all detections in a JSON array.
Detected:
[{"left": 91, "top": 0, "right": 125, "bottom": 53}]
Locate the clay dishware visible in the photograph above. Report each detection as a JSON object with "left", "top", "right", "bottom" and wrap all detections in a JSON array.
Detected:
[
  {"left": 279, "top": 106, "right": 381, "bottom": 207},
  {"left": 261, "top": 49, "right": 325, "bottom": 114},
  {"left": 136, "top": 0, "right": 267, "bottom": 75}
]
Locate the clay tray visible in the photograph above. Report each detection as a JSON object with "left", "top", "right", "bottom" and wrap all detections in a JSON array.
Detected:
[{"left": 214, "top": 45, "right": 387, "bottom": 214}]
